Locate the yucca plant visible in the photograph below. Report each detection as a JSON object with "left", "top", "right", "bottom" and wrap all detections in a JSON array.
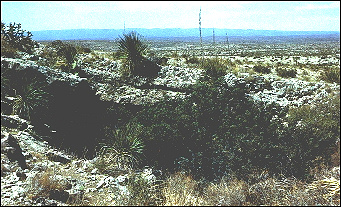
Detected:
[
  {"left": 118, "top": 31, "right": 148, "bottom": 77},
  {"left": 12, "top": 81, "right": 49, "bottom": 120},
  {"left": 99, "top": 122, "right": 145, "bottom": 170}
]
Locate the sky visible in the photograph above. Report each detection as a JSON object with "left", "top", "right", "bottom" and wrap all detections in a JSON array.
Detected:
[{"left": 1, "top": 1, "right": 340, "bottom": 31}]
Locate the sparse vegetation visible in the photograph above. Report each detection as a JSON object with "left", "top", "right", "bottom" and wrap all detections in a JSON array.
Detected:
[
  {"left": 320, "top": 66, "right": 340, "bottom": 84},
  {"left": 1, "top": 22, "right": 340, "bottom": 206},
  {"left": 276, "top": 67, "right": 297, "bottom": 78}
]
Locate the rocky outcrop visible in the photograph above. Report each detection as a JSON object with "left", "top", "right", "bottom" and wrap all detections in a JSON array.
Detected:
[
  {"left": 1, "top": 114, "right": 31, "bottom": 131},
  {"left": 224, "top": 73, "right": 340, "bottom": 107},
  {"left": 1, "top": 133, "right": 27, "bottom": 170},
  {"left": 1, "top": 124, "right": 162, "bottom": 206}
]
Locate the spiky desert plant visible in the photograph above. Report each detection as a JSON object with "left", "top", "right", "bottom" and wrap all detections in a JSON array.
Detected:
[
  {"left": 117, "top": 31, "right": 148, "bottom": 77},
  {"left": 12, "top": 81, "right": 49, "bottom": 120},
  {"left": 99, "top": 122, "right": 145, "bottom": 170}
]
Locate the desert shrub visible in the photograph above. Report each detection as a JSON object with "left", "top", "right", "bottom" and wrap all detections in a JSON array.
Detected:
[
  {"left": 1, "top": 22, "right": 38, "bottom": 56},
  {"left": 117, "top": 31, "right": 160, "bottom": 79},
  {"left": 131, "top": 77, "right": 287, "bottom": 180},
  {"left": 276, "top": 67, "right": 297, "bottom": 78},
  {"left": 125, "top": 172, "right": 162, "bottom": 206},
  {"left": 12, "top": 81, "right": 50, "bottom": 120},
  {"left": 40, "top": 40, "right": 78, "bottom": 73},
  {"left": 280, "top": 94, "right": 340, "bottom": 179},
  {"left": 253, "top": 65, "right": 271, "bottom": 74},
  {"left": 320, "top": 66, "right": 340, "bottom": 84},
  {"left": 1, "top": 35, "right": 19, "bottom": 58},
  {"left": 185, "top": 55, "right": 200, "bottom": 65},
  {"left": 200, "top": 57, "right": 228, "bottom": 82}
]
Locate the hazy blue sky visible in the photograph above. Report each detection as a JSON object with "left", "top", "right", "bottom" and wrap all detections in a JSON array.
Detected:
[{"left": 1, "top": 1, "right": 340, "bottom": 31}]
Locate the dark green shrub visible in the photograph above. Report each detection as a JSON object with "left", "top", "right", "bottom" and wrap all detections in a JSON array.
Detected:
[
  {"left": 276, "top": 67, "right": 297, "bottom": 78},
  {"left": 200, "top": 57, "right": 228, "bottom": 82},
  {"left": 186, "top": 56, "right": 200, "bottom": 65},
  {"left": 1, "top": 22, "right": 38, "bottom": 55},
  {"left": 131, "top": 77, "right": 287, "bottom": 180},
  {"left": 280, "top": 94, "right": 340, "bottom": 179},
  {"left": 253, "top": 65, "right": 271, "bottom": 74},
  {"left": 1, "top": 35, "right": 19, "bottom": 58},
  {"left": 320, "top": 67, "right": 340, "bottom": 84}
]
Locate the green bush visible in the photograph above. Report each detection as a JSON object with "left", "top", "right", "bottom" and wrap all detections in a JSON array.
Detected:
[
  {"left": 253, "top": 65, "right": 271, "bottom": 74},
  {"left": 130, "top": 77, "right": 287, "bottom": 180},
  {"left": 200, "top": 58, "right": 228, "bottom": 82},
  {"left": 281, "top": 94, "right": 340, "bottom": 179},
  {"left": 276, "top": 67, "right": 297, "bottom": 78},
  {"left": 99, "top": 122, "right": 145, "bottom": 170},
  {"left": 125, "top": 76, "right": 339, "bottom": 181},
  {"left": 185, "top": 56, "right": 200, "bottom": 65},
  {"left": 319, "top": 67, "right": 340, "bottom": 84},
  {"left": 1, "top": 22, "right": 38, "bottom": 57}
]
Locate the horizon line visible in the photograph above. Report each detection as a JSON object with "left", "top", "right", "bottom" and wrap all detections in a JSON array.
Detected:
[{"left": 31, "top": 28, "right": 341, "bottom": 32}]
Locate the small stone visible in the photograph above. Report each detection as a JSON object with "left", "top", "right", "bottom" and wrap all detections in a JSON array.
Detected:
[
  {"left": 91, "top": 168, "right": 98, "bottom": 174},
  {"left": 96, "top": 179, "right": 105, "bottom": 189}
]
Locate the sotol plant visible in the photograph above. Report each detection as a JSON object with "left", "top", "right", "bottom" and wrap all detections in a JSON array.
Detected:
[
  {"left": 117, "top": 31, "right": 160, "bottom": 79},
  {"left": 118, "top": 31, "right": 148, "bottom": 76}
]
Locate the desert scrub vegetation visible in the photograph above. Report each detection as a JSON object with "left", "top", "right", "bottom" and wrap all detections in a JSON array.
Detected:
[
  {"left": 117, "top": 31, "right": 160, "bottom": 79},
  {"left": 253, "top": 64, "right": 271, "bottom": 74},
  {"left": 319, "top": 66, "right": 340, "bottom": 84},
  {"left": 125, "top": 77, "right": 290, "bottom": 180},
  {"left": 1, "top": 61, "right": 51, "bottom": 121},
  {"left": 1, "top": 22, "right": 38, "bottom": 57},
  {"left": 200, "top": 57, "right": 229, "bottom": 82},
  {"left": 39, "top": 40, "right": 77, "bottom": 73},
  {"left": 276, "top": 67, "right": 297, "bottom": 78},
  {"left": 282, "top": 93, "right": 340, "bottom": 179}
]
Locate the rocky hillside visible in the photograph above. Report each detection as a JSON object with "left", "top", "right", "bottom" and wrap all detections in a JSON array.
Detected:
[{"left": 1, "top": 35, "right": 340, "bottom": 205}]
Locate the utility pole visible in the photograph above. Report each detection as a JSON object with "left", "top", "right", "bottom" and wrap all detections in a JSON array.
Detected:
[
  {"left": 226, "top": 32, "right": 230, "bottom": 52},
  {"left": 213, "top": 27, "right": 215, "bottom": 45},
  {"left": 199, "top": 6, "right": 203, "bottom": 64}
]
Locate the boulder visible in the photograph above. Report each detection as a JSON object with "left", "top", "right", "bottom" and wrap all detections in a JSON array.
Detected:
[{"left": 1, "top": 134, "right": 27, "bottom": 170}]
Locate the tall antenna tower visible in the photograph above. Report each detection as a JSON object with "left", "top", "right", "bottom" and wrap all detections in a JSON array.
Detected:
[
  {"left": 124, "top": 21, "right": 126, "bottom": 33},
  {"left": 226, "top": 32, "right": 229, "bottom": 50},
  {"left": 199, "top": 7, "right": 202, "bottom": 47},
  {"left": 199, "top": 6, "right": 203, "bottom": 63},
  {"left": 213, "top": 27, "right": 215, "bottom": 45}
]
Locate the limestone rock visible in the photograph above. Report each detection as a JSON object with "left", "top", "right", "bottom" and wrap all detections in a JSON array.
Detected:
[{"left": 1, "top": 134, "right": 27, "bottom": 170}]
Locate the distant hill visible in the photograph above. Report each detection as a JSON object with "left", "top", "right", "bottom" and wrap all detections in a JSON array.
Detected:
[{"left": 31, "top": 28, "right": 340, "bottom": 41}]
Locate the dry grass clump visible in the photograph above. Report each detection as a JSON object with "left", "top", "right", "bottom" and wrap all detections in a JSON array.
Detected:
[
  {"left": 205, "top": 177, "right": 249, "bottom": 206},
  {"left": 162, "top": 172, "right": 208, "bottom": 206},
  {"left": 26, "top": 167, "right": 89, "bottom": 205},
  {"left": 26, "top": 169, "right": 69, "bottom": 201},
  {"left": 159, "top": 167, "right": 340, "bottom": 206}
]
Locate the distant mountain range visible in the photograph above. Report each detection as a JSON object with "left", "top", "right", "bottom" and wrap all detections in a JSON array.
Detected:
[{"left": 31, "top": 28, "right": 340, "bottom": 41}]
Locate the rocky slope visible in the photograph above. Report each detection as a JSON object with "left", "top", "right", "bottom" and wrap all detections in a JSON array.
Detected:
[{"left": 1, "top": 43, "right": 340, "bottom": 205}]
